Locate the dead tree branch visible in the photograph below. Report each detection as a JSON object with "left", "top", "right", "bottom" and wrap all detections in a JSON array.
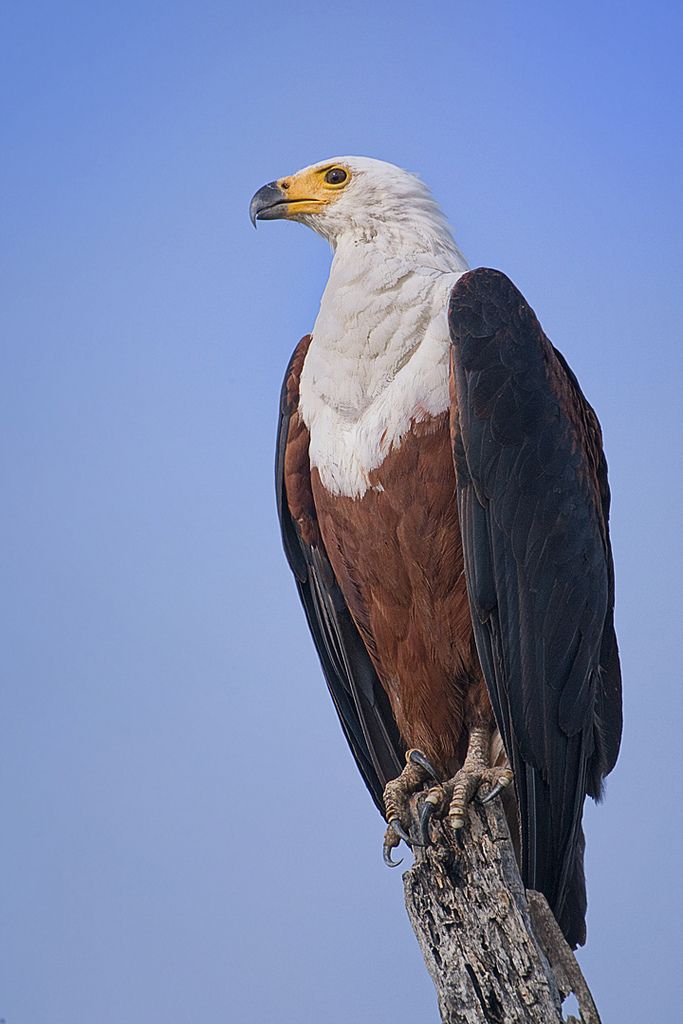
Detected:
[{"left": 402, "top": 797, "right": 601, "bottom": 1023}]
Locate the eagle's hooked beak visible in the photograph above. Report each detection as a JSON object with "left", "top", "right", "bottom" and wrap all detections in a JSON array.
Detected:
[{"left": 249, "top": 181, "right": 289, "bottom": 227}]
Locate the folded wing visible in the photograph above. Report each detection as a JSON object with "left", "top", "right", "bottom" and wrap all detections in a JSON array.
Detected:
[{"left": 448, "top": 269, "right": 622, "bottom": 947}]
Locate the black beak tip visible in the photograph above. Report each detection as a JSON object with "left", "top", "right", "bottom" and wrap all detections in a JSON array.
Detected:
[{"left": 249, "top": 181, "right": 284, "bottom": 228}]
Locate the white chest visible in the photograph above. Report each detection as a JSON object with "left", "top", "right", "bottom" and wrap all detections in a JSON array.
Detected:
[{"left": 299, "top": 266, "right": 464, "bottom": 499}]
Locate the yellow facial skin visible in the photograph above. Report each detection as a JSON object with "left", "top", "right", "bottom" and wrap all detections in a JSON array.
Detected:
[{"left": 275, "top": 163, "right": 352, "bottom": 216}]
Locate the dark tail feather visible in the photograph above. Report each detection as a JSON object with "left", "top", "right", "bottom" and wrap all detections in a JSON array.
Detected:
[{"left": 555, "top": 826, "right": 587, "bottom": 949}]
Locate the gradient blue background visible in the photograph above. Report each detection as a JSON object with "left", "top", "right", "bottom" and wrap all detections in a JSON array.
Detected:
[{"left": 2, "top": 2, "right": 682, "bottom": 1021}]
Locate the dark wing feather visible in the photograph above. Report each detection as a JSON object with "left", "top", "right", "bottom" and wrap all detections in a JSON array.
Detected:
[
  {"left": 276, "top": 337, "right": 405, "bottom": 812},
  {"left": 448, "top": 270, "right": 622, "bottom": 947}
]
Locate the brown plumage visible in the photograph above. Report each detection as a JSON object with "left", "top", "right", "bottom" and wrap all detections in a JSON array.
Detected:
[{"left": 310, "top": 414, "right": 491, "bottom": 773}]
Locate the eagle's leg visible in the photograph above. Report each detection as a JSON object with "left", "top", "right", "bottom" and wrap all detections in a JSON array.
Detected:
[
  {"left": 419, "top": 726, "right": 513, "bottom": 841},
  {"left": 382, "top": 749, "right": 439, "bottom": 866},
  {"left": 446, "top": 726, "right": 513, "bottom": 830},
  {"left": 448, "top": 725, "right": 513, "bottom": 830}
]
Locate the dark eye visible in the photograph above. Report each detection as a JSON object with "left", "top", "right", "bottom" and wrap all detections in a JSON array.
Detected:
[{"left": 325, "top": 167, "right": 348, "bottom": 185}]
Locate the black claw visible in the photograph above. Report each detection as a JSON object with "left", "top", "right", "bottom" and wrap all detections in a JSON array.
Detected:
[
  {"left": 383, "top": 819, "right": 408, "bottom": 867},
  {"left": 419, "top": 800, "right": 436, "bottom": 845},
  {"left": 383, "top": 844, "right": 403, "bottom": 868},
  {"left": 388, "top": 817, "right": 413, "bottom": 846},
  {"left": 408, "top": 749, "right": 440, "bottom": 782},
  {"left": 480, "top": 780, "right": 507, "bottom": 804}
]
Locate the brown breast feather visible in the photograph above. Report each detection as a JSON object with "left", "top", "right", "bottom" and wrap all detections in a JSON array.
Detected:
[{"left": 307, "top": 413, "right": 493, "bottom": 773}]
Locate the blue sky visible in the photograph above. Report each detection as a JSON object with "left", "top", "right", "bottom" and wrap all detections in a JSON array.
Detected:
[{"left": 2, "top": 2, "right": 682, "bottom": 1021}]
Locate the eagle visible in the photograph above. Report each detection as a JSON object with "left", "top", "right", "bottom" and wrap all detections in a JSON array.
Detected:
[{"left": 250, "top": 157, "right": 622, "bottom": 948}]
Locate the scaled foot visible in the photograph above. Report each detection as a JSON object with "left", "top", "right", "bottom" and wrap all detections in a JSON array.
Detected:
[
  {"left": 419, "top": 726, "right": 513, "bottom": 842},
  {"left": 382, "top": 749, "right": 439, "bottom": 866}
]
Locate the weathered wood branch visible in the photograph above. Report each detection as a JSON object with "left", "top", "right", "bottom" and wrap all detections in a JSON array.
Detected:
[{"left": 402, "top": 798, "right": 601, "bottom": 1023}]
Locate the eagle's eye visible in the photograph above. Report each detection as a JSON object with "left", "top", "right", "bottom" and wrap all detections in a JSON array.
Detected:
[{"left": 324, "top": 167, "right": 348, "bottom": 186}]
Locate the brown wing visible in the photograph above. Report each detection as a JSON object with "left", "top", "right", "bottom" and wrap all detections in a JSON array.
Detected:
[
  {"left": 275, "top": 337, "right": 405, "bottom": 811},
  {"left": 448, "top": 269, "right": 622, "bottom": 947}
]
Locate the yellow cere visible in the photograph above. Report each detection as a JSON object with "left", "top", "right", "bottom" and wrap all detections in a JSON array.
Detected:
[{"left": 275, "top": 164, "right": 351, "bottom": 215}]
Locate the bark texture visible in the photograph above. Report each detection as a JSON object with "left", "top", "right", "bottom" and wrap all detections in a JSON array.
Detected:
[{"left": 402, "top": 798, "right": 601, "bottom": 1023}]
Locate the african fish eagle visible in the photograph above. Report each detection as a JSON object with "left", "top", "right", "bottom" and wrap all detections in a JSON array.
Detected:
[{"left": 250, "top": 157, "right": 622, "bottom": 948}]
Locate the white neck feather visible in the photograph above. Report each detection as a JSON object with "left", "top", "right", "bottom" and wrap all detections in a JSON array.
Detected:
[
  {"left": 294, "top": 158, "right": 468, "bottom": 498},
  {"left": 299, "top": 228, "right": 467, "bottom": 498}
]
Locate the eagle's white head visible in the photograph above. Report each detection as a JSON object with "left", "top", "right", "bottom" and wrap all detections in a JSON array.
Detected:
[{"left": 250, "top": 156, "right": 465, "bottom": 264}]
